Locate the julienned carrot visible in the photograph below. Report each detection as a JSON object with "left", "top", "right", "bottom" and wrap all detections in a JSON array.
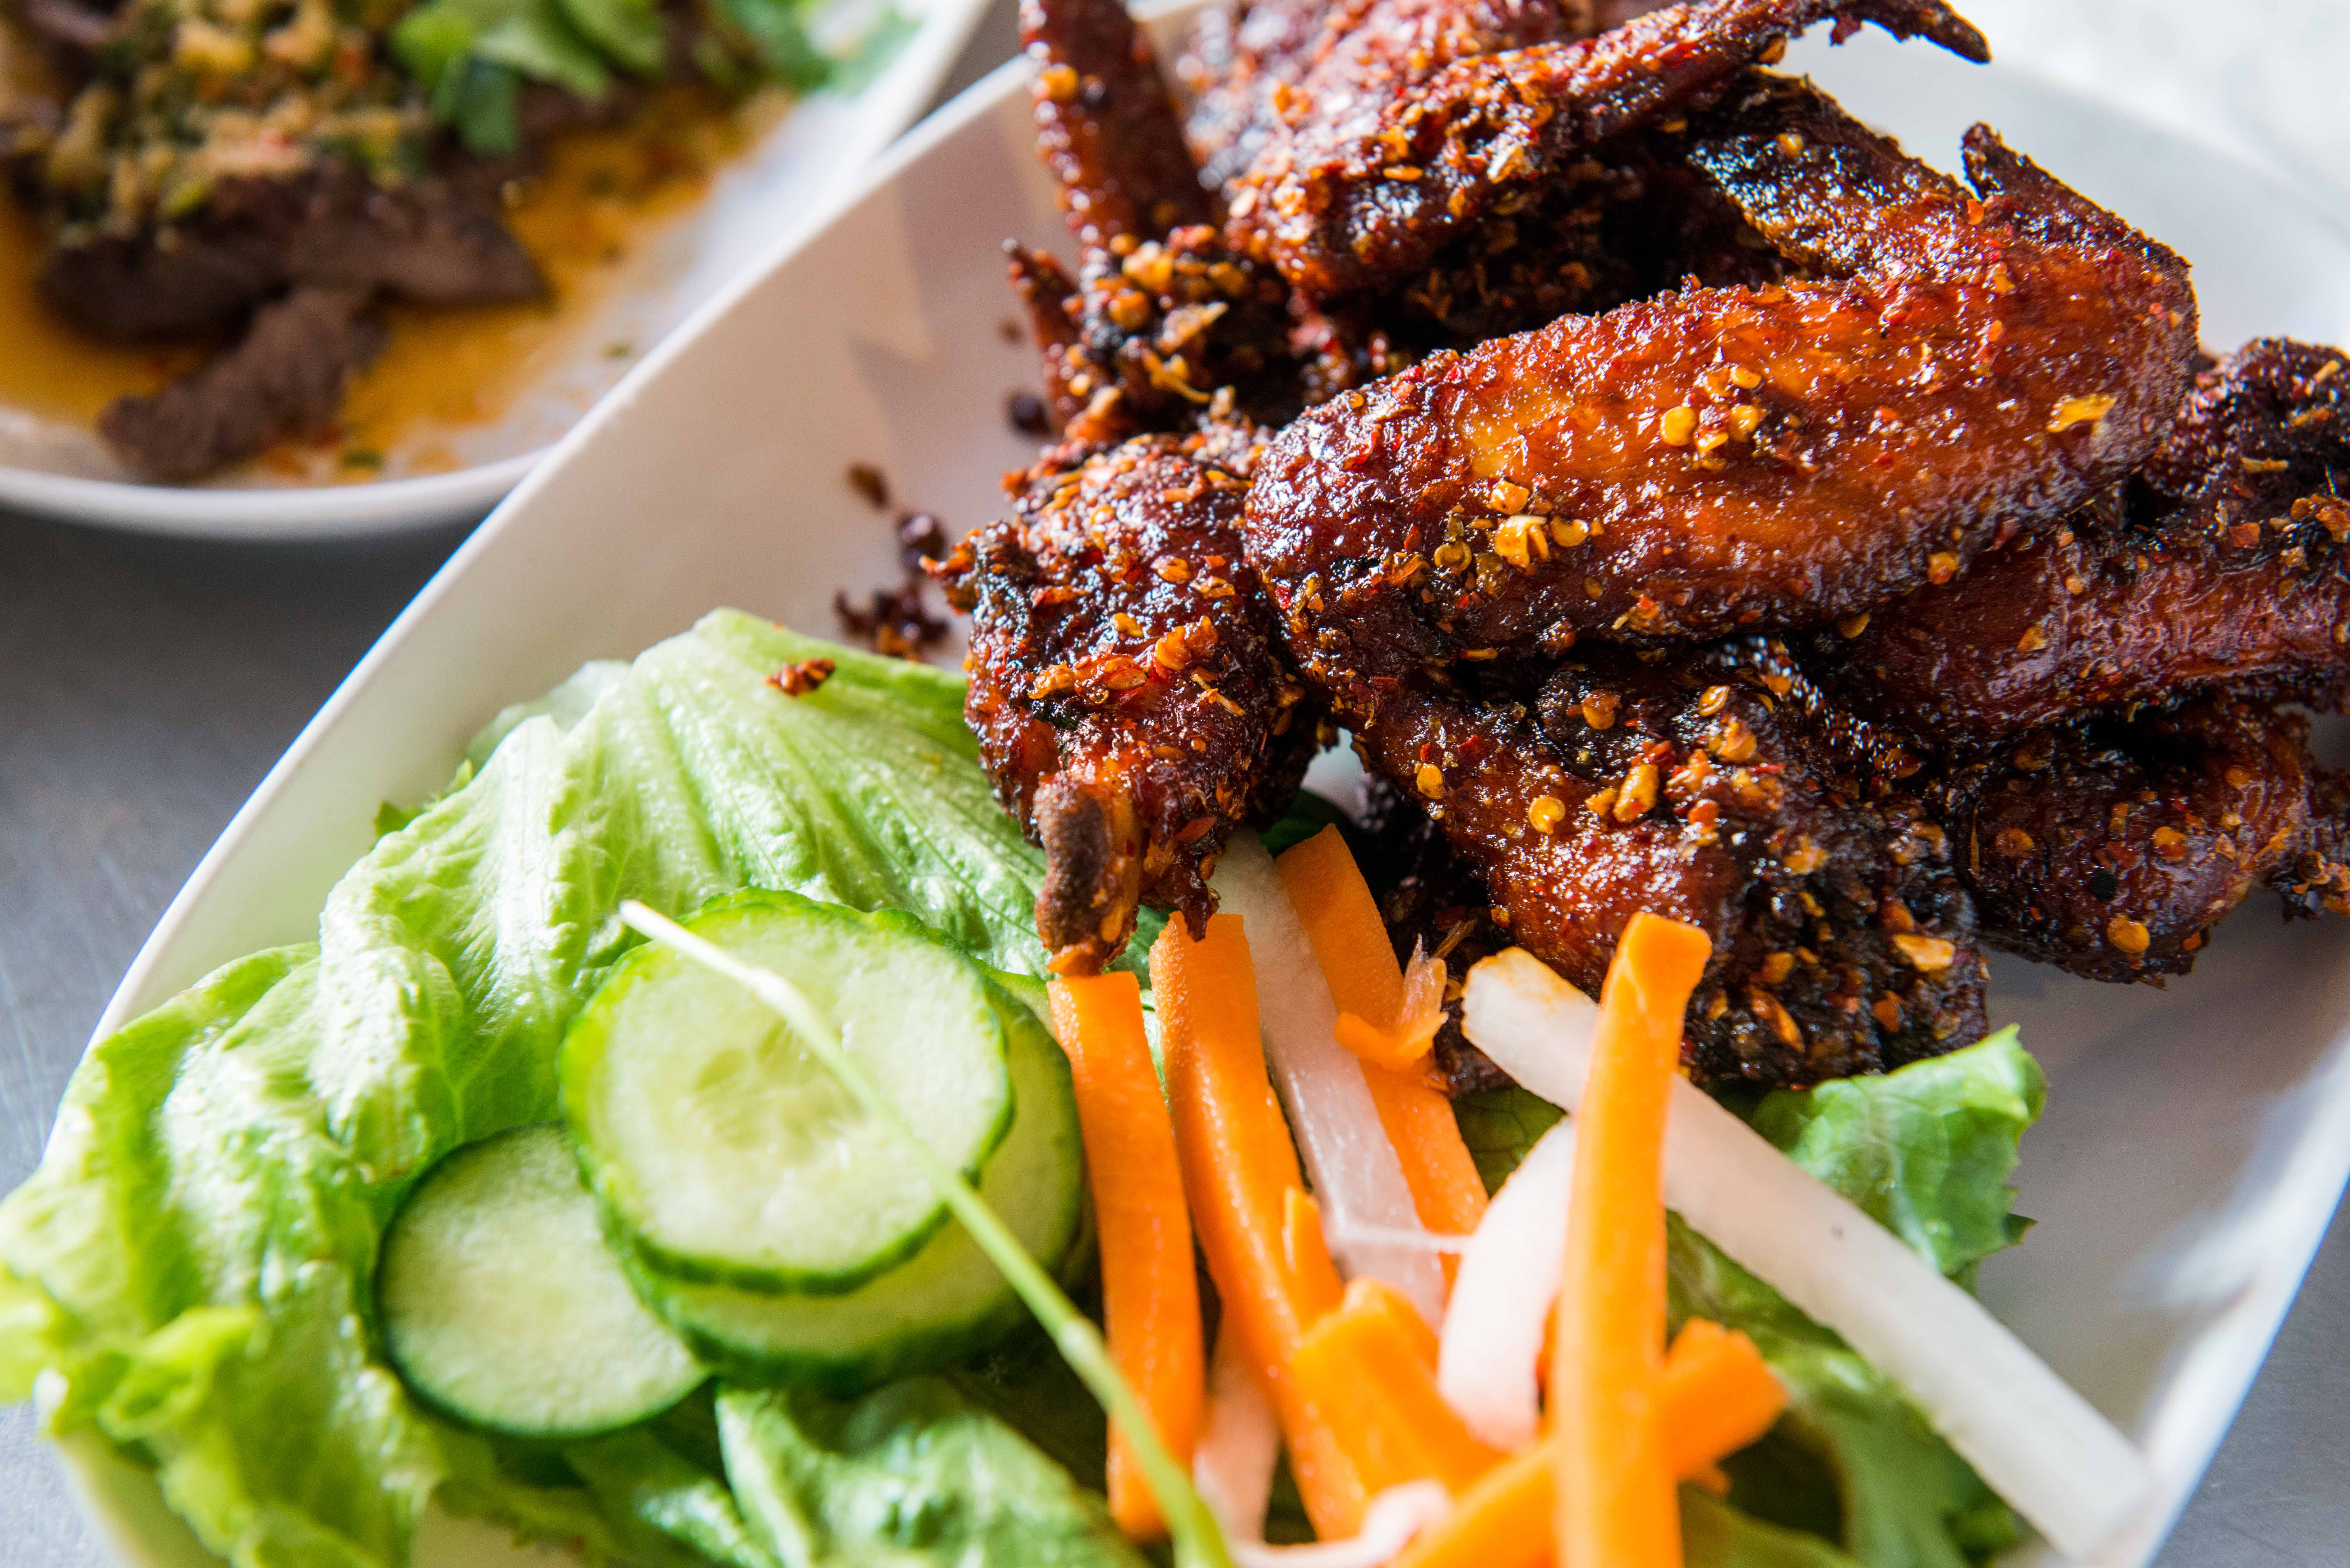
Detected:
[
  {"left": 1152, "top": 913, "right": 1365, "bottom": 1539},
  {"left": 1556, "top": 913, "right": 1715, "bottom": 1568},
  {"left": 1050, "top": 972, "right": 1205, "bottom": 1542},
  {"left": 1282, "top": 1187, "right": 1347, "bottom": 1315},
  {"left": 1392, "top": 1318, "right": 1785, "bottom": 1568},
  {"left": 1658, "top": 1319, "right": 1789, "bottom": 1481},
  {"left": 1288, "top": 1278, "right": 1500, "bottom": 1498},
  {"left": 1362, "top": 1063, "right": 1490, "bottom": 1243},
  {"left": 1276, "top": 828, "right": 1489, "bottom": 1248},
  {"left": 1277, "top": 826, "right": 1442, "bottom": 1071}
]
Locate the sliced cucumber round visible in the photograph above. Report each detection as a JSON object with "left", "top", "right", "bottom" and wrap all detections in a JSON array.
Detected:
[
  {"left": 630, "top": 985, "right": 1086, "bottom": 1393},
  {"left": 378, "top": 1124, "right": 704, "bottom": 1439},
  {"left": 563, "top": 890, "right": 1015, "bottom": 1294}
]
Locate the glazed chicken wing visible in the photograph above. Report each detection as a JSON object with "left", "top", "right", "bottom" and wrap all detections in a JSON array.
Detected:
[
  {"left": 1024, "top": 0, "right": 1217, "bottom": 250},
  {"left": 1183, "top": 0, "right": 1595, "bottom": 215},
  {"left": 935, "top": 435, "right": 1322, "bottom": 973},
  {"left": 1352, "top": 641, "right": 1985, "bottom": 1085},
  {"left": 1942, "top": 695, "right": 2350, "bottom": 982},
  {"left": 1824, "top": 339, "right": 2350, "bottom": 748},
  {"left": 1224, "top": 0, "right": 1987, "bottom": 298},
  {"left": 1246, "top": 72, "right": 2197, "bottom": 699}
]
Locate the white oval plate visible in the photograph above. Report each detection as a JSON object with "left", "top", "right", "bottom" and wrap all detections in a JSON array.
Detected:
[
  {"left": 0, "top": 0, "right": 991, "bottom": 541},
  {"left": 48, "top": 10, "right": 2350, "bottom": 1566}
]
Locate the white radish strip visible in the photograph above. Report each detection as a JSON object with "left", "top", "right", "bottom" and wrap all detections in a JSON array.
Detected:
[
  {"left": 1228, "top": 1482, "right": 1452, "bottom": 1568},
  {"left": 1195, "top": 1326, "right": 1280, "bottom": 1545},
  {"left": 1436, "top": 1117, "right": 1577, "bottom": 1451},
  {"left": 1462, "top": 949, "right": 2154, "bottom": 1562},
  {"left": 1212, "top": 833, "right": 1448, "bottom": 1323},
  {"left": 1323, "top": 1223, "right": 1469, "bottom": 1256}
]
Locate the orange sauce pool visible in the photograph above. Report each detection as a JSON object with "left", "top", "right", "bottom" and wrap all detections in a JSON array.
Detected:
[
  {"left": 0, "top": 75, "right": 778, "bottom": 477},
  {"left": 328, "top": 88, "right": 779, "bottom": 477}
]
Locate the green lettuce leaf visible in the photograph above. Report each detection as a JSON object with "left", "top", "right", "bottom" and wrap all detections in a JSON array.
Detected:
[
  {"left": 0, "top": 618, "right": 1101, "bottom": 1566},
  {"left": 716, "top": 1380, "right": 1148, "bottom": 1567},
  {"left": 1747, "top": 1029, "right": 2042, "bottom": 1284},
  {"left": 1451, "top": 1084, "right": 1563, "bottom": 1193},
  {"left": 1684, "top": 1486, "right": 1864, "bottom": 1567},
  {"left": 566, "top": 1426, "right": 781, "bottom": 1568},
  {"left": 1671, "top": 1220, "right": 2022, "bottom": 1568}
]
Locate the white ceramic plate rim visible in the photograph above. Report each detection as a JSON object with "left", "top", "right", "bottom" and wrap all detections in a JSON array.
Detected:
[
  {"left": 0, "top": 0, "right": 991, "bottom": 543},
  {"left": 43, "top": 19, "right": 2350, "bottom": 1568}
]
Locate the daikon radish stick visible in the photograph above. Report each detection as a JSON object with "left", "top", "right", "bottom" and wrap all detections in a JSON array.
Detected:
[
  {"left": 1211, "top": 834, "right": 1447, "bottom": 1322},
  {"left": 1273, "top": 827, "right": 1488, "bottom": 1276},
  {"left": 1052, "top": 971, "right": 1207, "bottom": 1540},
  {"left": 1464, "top": 947, "right": 2155, "bottom": 1562},
  {"left": 1195, "top": 1325, "right": 1281, "bottom": 1546},
  {"left": 1232, "top": 1484, "right": 1453, "bottom": 1568},
  {"left": 1437, "top": 1119, "right": 1576, "bottom": 1450},
  {"left": 1556, "top": 913, "right": 1713, "bottom": 1568}
]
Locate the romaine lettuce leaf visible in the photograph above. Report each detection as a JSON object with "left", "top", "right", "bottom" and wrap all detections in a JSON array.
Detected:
[
  {"left": 1747, "top": 1029, "right": 2042, "bottom": 1284},
  {"left": 313, "top": 611, "right": 1087, "bottom": 1184},
  {"left": 1684, "top": 1486, "right": 1864, "bottom": 1567},
  {"left": 0, "top": 618, "right": 1107, "bottom": 1566},
  {"left": 1671, "top": 1220, "right": 2022, "bottom": 1568},
  {"left": 1452, "top": 1084, "right": 1563, "bottom": 1193},
  {"left": 716, "top": 1380, "right": 1147, "bottom": 1567}
]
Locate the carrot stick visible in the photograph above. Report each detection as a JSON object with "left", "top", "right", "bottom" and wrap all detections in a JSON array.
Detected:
[
  {"left": 1050, "top": 972, "right": 1206, "bottom": 1542},
  {"left": 1362, "top": 1063, "right": 1490, "bottom": 1245},
  {"left": 1555, "top": 913, "right": 1714, "bottom": 1568},
  {"left": 1288, "top": 1278, "right": 1501, "bottom": 1499},
  {"left": 1658, "top": 1318, "right": 1789, "bottom": 1482},
  {"left": 1276, "top": 826, "right": 1442, "bottom": 1071},
  {"left": 1276, "top": 828, "right": 1489, "bottom": 1251},
  {"left": 1394, "top": 1318, "right": 1784, "bottom": 1568},
  {"left": 1153, "top": 913, "right": 1366, "bottom": 1538}
]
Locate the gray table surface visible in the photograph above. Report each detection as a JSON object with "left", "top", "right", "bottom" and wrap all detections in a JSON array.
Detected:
[{"left": 4, "top": 8, "right": 2348, "bottom": 1564}]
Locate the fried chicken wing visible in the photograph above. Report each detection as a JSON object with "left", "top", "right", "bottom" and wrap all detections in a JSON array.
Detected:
[
  {"left": 1224, "top": 0, "right": 1986, "bottom": 298},
  {"left": 1352, "top": 645, "right": 1984, "bottom": 1085},
  {"left": 1024, "top": 0, "right": 1216, "bottom": 249},
  {"left": 1246, "top": 73, "right": 2197, "bottom": 697},
  {"left": 1824, "top": 339, "right": 2350, "bottom": 747},
  {"left": 935, "top": 435, "right": 1322, "bottom": 973},
  {"left": 1007, "top": 230, "right": 1306, "bottom": 443},
  {"left": 1942, "top": 695, "right": 2350, "bottom": 982},
  {"left": 1183, "top": 0, "right": 1594, "bottom": 219}
]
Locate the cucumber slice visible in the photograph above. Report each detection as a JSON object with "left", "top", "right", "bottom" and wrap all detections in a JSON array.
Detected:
[
  {"left": 631, "top": 986, "right": 1087, "bottom": 1393},
  {"left": 564, "top": 891, "right": 1015, "bottom": 1293},
  {"left": 379, "top": 1124, "right": 704, "bottom": 1439}
]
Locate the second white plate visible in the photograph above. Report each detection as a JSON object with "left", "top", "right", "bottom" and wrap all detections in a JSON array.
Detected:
[{"left": 0, "top": 0, "right": 991, "bottom": 540}]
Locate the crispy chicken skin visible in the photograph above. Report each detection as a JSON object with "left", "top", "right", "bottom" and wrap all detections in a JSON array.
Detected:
[
  {"left": 1224, "top": 0, "right": 1987, "bottom": 299},
  {"left": 1941, "top": 696, "right": 2350, "bottom": 982},
  {"left": 1825, "top": 339, "right": 2350, "bottom": 748},
  {"left": 1006, "top": 232, "right": 1305, "bottom": 443},
  {"left": 934, "top": 435, "right": 1322, "bottom": 974},
  {"left": 1014, "top": 0, "right": 1335, "bottom": 443},
  {"left": 1024, "top": 0, "right": 1217, "bottom": 249},
  {"left": 1245, "top": 73, "right": 2198, "bottom": 686},
  {"left": 1183, "top": 0, "right": 1595, "bottom": 218},
  {"left": 1353, "top": 643, "right": 1984, "bottom": 1084}
]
